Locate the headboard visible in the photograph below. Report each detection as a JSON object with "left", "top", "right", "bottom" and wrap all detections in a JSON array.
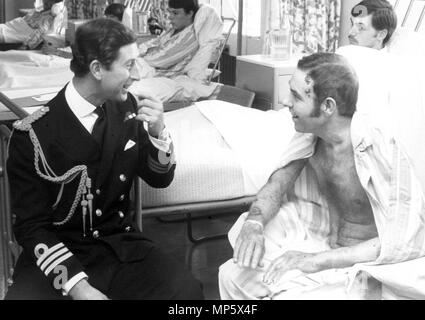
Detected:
[{"left": 391, "top": 0, "right": 425, "bottom": 32}]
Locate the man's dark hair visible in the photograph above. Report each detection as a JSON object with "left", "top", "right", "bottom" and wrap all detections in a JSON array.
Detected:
[
  {"left": 168, "top": 0, "right": 199, "bottom": 15},
  {"left": 297, "top": 53, "right": 359, "bottom": 118},
  {"left": 70, "top": 18, "right": 136, "bottom": 77},
  {"left": 104, "top": 3, "right": 125, "bottom": 22},
  {"left": 42, "top": 0, "right": 63, "bottom": 11},
  {"left": 352, "top": 0, "right": 397, "bottom": 45}
]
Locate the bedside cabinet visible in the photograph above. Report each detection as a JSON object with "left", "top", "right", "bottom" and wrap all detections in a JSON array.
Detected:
[{"left": 236, "top": 55, "right": 298, "bottom": 111}]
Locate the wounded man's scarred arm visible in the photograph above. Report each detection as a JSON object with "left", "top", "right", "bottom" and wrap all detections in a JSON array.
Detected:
[
  {"left": 315, "top": 237, "right": 381, "bottom": 270},
  {"left": 247, "top": 158, "right": 308, "bottom": 227},
  {"left": 263, "top": 237, "right": 381, "bottom": 284}
]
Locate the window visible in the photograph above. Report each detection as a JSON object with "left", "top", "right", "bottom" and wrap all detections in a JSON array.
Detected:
[{"left": 200, "top": 0, "right": 262, "bottom": 37}]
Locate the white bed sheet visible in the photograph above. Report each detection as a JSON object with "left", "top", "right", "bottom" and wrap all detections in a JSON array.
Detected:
[
  {"left": 141, "top": 105, "right": 248, "bottom": 207},
  {"left": 0, "top": 49, "right": 219, "bottom": 103},
  {"left": 0, "top": 50, "right": 72, "bottom": 90},
  {"left": 196, "top": 100, "right": 296, "bottom": 191},
  {"left": 141, "top": 101, "right": 296, "bottom": 207}
]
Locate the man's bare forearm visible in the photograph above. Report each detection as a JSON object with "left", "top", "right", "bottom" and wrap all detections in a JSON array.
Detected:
[
  {"left": 315, "top": 237, "right": 381, "bottom": 271},
  {"left": 247, "top": 159, "right": 307, "bottom": 225}
]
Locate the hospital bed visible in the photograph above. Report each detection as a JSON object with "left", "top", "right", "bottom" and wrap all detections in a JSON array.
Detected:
[{"left": 0, "top": 4, "right": 233, "bottom": 105}]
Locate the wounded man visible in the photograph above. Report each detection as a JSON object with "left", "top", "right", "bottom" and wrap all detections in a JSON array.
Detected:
[{"left": 219, "top": 52, "right": 425, "bottom": 300}]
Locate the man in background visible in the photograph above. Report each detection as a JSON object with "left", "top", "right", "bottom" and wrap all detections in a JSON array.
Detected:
[
  {"left": 0, "top": 0, "right": 64, "bottom": 49},
  {"left": 349, "top": 0, "right": 397, "bottom": 50},
  {"left": 104, "top": 3, "right": 125, "bottom": 22},
  {"left": 137, "top": 0, "right": 200, "bottom": 78}
]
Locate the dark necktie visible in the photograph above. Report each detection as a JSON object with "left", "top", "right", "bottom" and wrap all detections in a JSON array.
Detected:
[{"left": 92, "top": 106, "right": 106, "bottom": 146}]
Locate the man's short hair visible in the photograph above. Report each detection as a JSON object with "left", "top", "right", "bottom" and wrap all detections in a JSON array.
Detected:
[
  {"left": 104, "top": 3, "right": 125, "bottom": 22},
  {"left": 42, "top": 0, "right": 63, "bottom": 10},
  {"left": 297, "top": 53, "right": 359, "bottom": 118},
  {"left": 70, "top": 18, "right": 136, "bottom": 77},
  {"left": 168, "top": 0, "right": 199, "bottom": 15},
  {"left": 352, "top": 0, "right": 397, "bottom": 45}
]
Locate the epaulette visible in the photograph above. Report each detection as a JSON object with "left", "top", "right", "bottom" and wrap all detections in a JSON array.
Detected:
[{"left": 13, "top": 106, "right": 49, "bottom": 131}]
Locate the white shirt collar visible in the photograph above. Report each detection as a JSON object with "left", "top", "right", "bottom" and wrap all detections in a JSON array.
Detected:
[{"left": 65, "top": 78, "right": 97, "bottom": 119}]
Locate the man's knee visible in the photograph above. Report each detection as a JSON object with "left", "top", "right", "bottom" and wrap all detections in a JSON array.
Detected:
[{"left": 218, "top": 259, "right": 238, "bottom": 290}]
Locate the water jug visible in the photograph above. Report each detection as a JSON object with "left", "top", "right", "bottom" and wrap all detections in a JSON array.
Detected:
[{"left": 270, "top": 1, "right": 292, "bottom": 60}]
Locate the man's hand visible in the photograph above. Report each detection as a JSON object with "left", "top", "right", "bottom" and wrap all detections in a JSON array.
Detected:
[
  {"left": 135, "top": 94, "right": 165, "bottom": 138},
  {"left": 263, "top": 251, "right": 321, "bottom": 285},
  {"left": 233, "top": 221, "right": 265, "bottom": 269},
  {"left": 68, "top": 279, "right": 109, "bottom": 300}
]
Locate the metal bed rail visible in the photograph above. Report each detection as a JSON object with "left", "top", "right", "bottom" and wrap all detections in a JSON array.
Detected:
[
  {"left": 0, "top": 124, "right": 20, "bottom": 300},
  {"left": 139, "top": 195, "right": 256, "bottom": 243},
  {"left": 0, "top": 92, "right": 29, "bottom": 299}
]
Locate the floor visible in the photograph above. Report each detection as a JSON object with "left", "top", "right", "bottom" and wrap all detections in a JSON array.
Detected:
[
  {"left": 141, "top": 212, "right": 239, "bottom": 300},
  {"left": 0, "top": 212, "right": 239, "bottom": 300}
]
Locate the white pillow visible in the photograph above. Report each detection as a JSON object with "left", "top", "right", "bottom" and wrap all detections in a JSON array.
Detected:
[
  {"left": 337, "top": 44, "right": 425, "bottom": 192},
  {"left": 386, "top": 27, "right": 425, "bottom": 58},
  {"left": 336, "top": 45, "right": 391, "bottom": 117}
]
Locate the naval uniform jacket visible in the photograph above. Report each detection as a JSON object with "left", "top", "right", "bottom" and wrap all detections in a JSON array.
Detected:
[{"left": 6, "top": 87, "right": 176, "bottom": 292}]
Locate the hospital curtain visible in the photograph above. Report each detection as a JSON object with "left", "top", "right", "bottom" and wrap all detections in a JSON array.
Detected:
[
  {"left": 124, "top": 0, "right": 171, "bottom": 30},
  {"left": 65, "top": 0, "right": 109, "bottom": 19},
  {"left": 264, "top": 0, "right": 341, "bottom": 55},
  {"left": 149, "top": 0, "right": 170, "bottom": 30}
]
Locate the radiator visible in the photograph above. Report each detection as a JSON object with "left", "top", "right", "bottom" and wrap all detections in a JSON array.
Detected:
[{"left": 218, "top": 46, "right": 236, "bottom": 86}]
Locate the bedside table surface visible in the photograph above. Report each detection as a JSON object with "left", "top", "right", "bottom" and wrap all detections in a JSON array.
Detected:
[{"left": 236, "top": 54, "right": 300, "bottom": 68}]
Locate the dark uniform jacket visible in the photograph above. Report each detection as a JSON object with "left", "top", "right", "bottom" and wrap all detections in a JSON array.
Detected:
[{"left": 6, "top": 87, "right": 176, "bottom": 292}]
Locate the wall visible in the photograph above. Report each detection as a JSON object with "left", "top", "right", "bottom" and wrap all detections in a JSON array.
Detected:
[
  {"left": 339, "top": 0, "right": 358, "bottom": 47},
  {"left": 4, "top": 0, "right": 34, "bottom": 21}
]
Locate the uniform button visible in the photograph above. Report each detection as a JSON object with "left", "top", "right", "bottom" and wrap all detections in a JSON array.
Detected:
[
  {"left": 96, "top": 189, "right": 101, "bottom": 195},
  {"left": 119, "top": 174, "right": 127, "bottom": 182},
  {"left": 119, "top": 194, "right": 125, "bottom": 201},
  {"left": 93, "top": 230, "right": 100, "bottom": 239},
  {"left": 96, "top": 209, "right": 102, "bottom": 217},
  {"left": 125, "top": 226, "right": 131, "bottom": 232},
  {"left": 118, "top": 211, "right": 124, "bottom": 218}
]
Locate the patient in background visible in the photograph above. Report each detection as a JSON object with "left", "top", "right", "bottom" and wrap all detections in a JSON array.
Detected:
[
  {"left": 0, "top": 0, "right": 63, "bottom": 50},
  {"left": 137, "top": 0, "right": 200, "bottom": 78},
  {"left": 349, "top": 0, "right": 397, "bottom": 50},
  {"left": 104, "top": 3, "right": 125, "bottom": 22}
]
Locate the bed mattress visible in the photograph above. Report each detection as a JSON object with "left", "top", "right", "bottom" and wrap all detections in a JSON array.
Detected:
[{"left": 141, "top": 105, "right": 249, "bottom": 207}]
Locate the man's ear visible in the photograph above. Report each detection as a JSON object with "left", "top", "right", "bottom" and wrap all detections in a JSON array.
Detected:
[
  {"left": 376, "top": 29, "right": 388, "bottom": 42},
  {"left": 321, "top": 97, "right": 337, "bottom": 117},
  {"left": 89, "top": 60, "right": 102, "bottom": 81}
]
